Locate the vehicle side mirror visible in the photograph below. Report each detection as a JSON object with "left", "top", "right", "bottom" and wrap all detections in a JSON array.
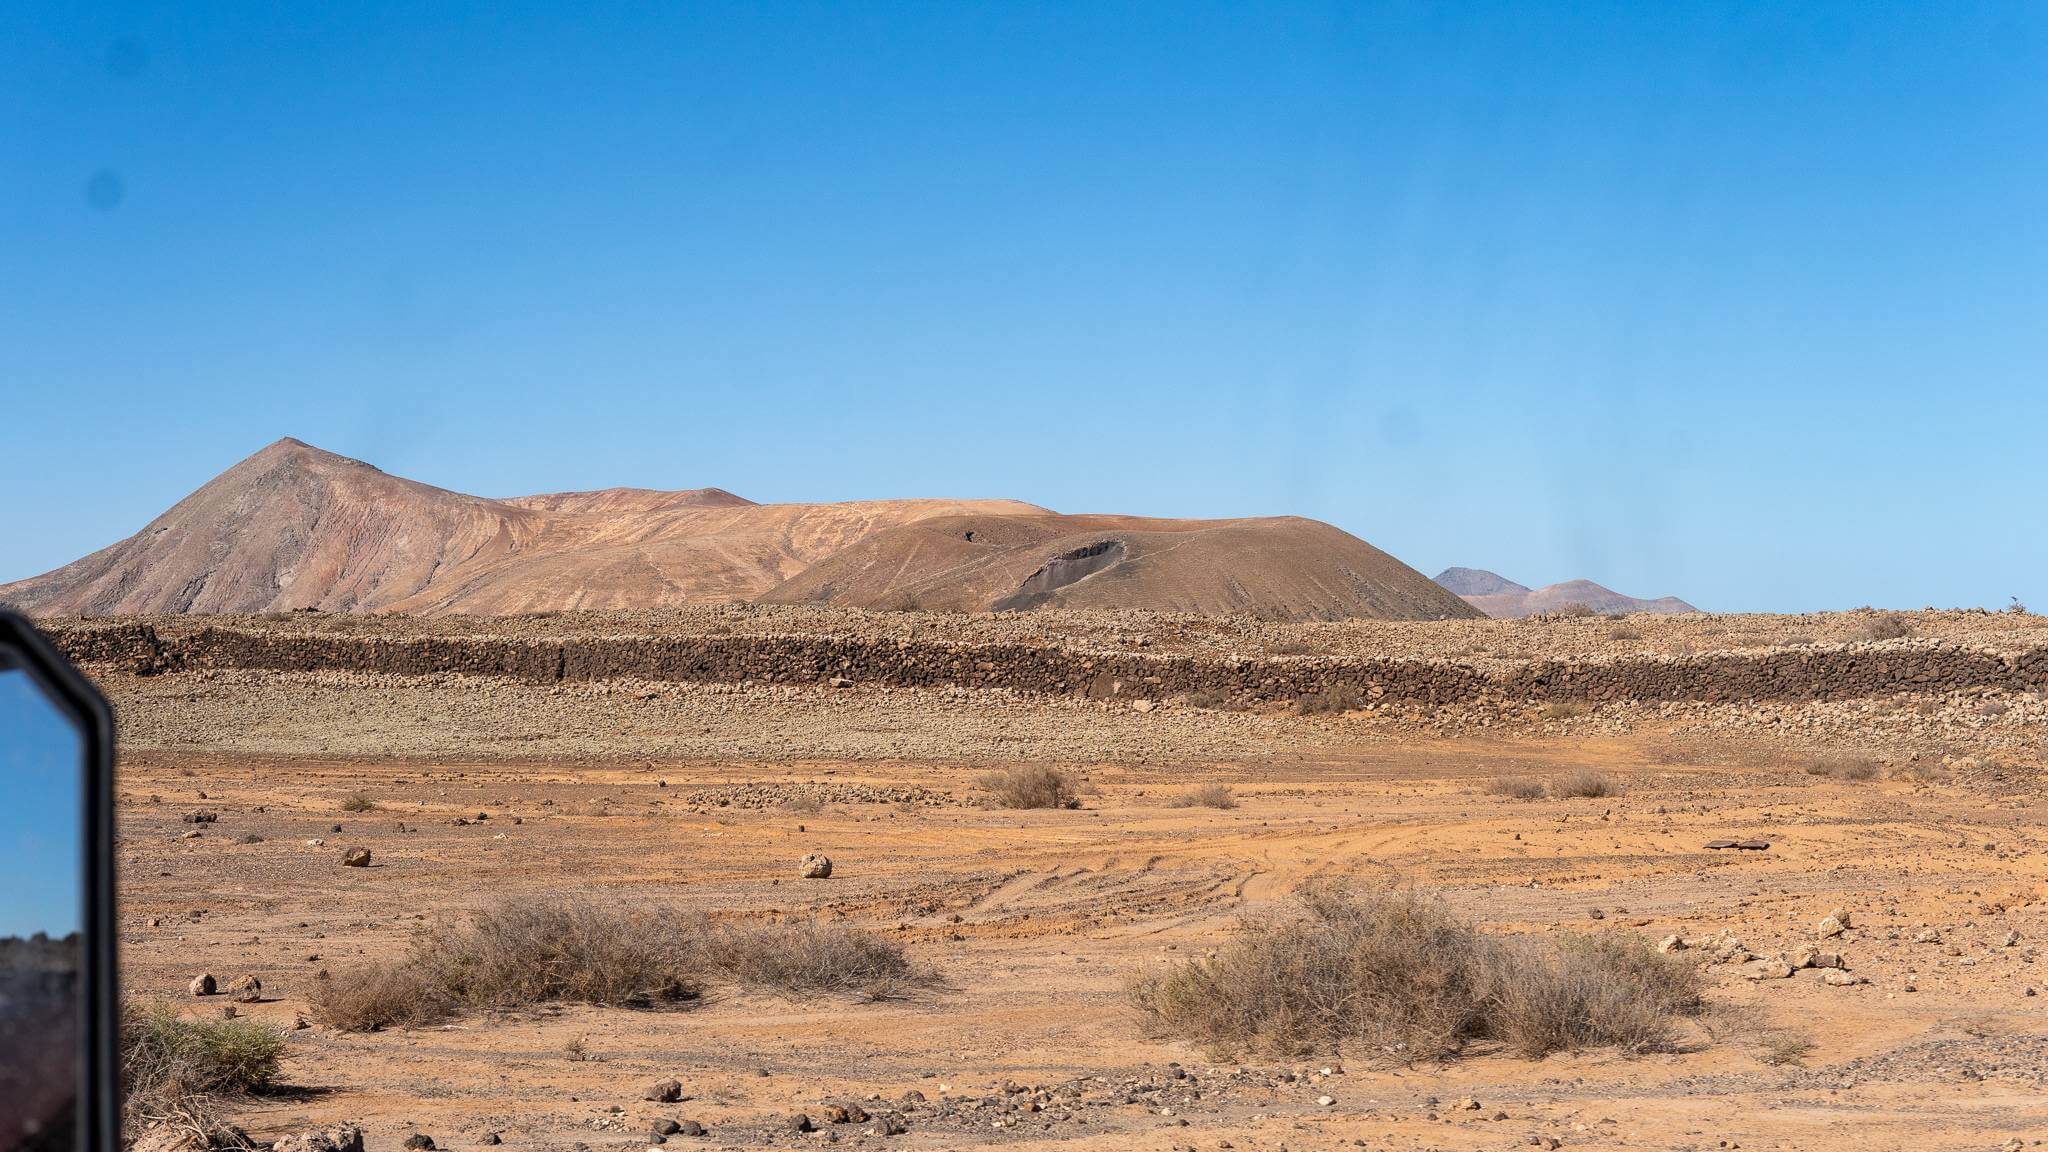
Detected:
[{"left": 0, "top": 611, "right": 117, "bottom": 1152}]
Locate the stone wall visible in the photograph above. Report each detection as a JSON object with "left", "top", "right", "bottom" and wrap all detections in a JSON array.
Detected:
[{"left": 43, "top": 621, "right": 2048, "bottom": 706}]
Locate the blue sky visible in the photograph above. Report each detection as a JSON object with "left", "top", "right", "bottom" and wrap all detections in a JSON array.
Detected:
[
  {"left": 0, "top": 669, "right": 82, "bottom": 937},
  {"left": 4, "top": 2, "right": 2044, "bottom": 612}
]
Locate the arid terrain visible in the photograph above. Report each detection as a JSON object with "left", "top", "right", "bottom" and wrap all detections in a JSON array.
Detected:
[{"left": 67, "top": 605, "right": 2048, "bottom": 1152}]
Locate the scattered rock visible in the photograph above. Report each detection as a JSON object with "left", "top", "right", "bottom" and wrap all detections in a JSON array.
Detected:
[
  {"left": 340, "top": 847, "right": 372, "bottom": 868},
  {"left": 645, "top": 1078, "right": 683, "bottom": 1103},
  {"left": 674, "top": 1121, "right": 706, "bottom": 1137},
  {"left": 272, "top": 1125, "right": 365, "bottom": 1152},
  {"left": 787, "top": 1114, "right": 814, "bottom": 1133},
  {"left": 189, "top": 973, "right": 217, "bottom": 996},
  {"left": 798, "top": 853, "right": 832, "bottom": 879},
  {"left": 226, "top": 974, "right": 263, "bottom": 1002},
  {"left": 401, "top": 1136, "right": 435, "bottom": 1151}
]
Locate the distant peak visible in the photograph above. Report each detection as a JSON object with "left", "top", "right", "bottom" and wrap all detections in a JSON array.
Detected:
[{"left": 1434, "top": 567, "right": 1530, "bottom": 597}]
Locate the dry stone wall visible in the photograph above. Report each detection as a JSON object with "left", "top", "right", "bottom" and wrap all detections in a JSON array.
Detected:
[{"left": 44, "top": 620, "right": 2048, "bottom": 707}]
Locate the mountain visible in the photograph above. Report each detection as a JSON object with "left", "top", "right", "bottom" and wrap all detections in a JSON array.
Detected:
[
  {"left": 763, "top": 513, "right": 1480, "bottom": 620},
  {"left": 0, "top": 438, "right": 1477, "bottom": 620},
  {"left": 1432, "top": 567, "right": 1530, "bottom": 598},
  {"left": 1433, "top": 568, "right": 1697, "bottom": 618}
]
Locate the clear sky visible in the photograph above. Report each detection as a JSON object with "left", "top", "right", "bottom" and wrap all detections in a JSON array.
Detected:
[
  {"left": 0, "top": 668, "right": 82, "bottom": 937},
  {"left": 4, "top": 3, "right": 2044, "bottom": 612}
]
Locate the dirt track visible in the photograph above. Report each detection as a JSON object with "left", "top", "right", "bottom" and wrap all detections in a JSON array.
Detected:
[{"left": 96, "top": 611, "right": 2048, "bottom": 1152}]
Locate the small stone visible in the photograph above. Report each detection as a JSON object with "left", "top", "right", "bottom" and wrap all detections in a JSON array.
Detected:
[
  {"left": 787, "top": 1114, "right": 814, "bottom": 1133},
  {"left": 650, "top": 1120, "right": 681, "bottom": 1137},
  {"left": 675, "top": 1121, "right": 706, "bottom": 1137},
  {"left": 271, "top": 1124, "right": 365, "bottom": 1152},
  {"left": 798, "top": 853, "right": 832, "bottom": 879},
  {"left": 189, "top": 974, "right": 217, "bottom": 996},
  {"left": 340, "top": 847, "right": 372, "bottom": 868},
  {"left": 1823, "top": 971, "right": 1866, "bottom": 986},
  {"left": 1316, "top": 1096, "right": 1334, "bottom": 1107},
  {"left": 480, "top": 1136, "right": 500, "bottom": 1147},
  {"left": 1656, "top": 934, "right": 1684, "bottom": 953},
  {"left": 1458, "top": 1097, "right": 1482, "bottom": 1110},
  {"left": 645, "top": 1079, "right": 683, "bottom": 1103},
  {"left": 402, "top": 1136, "right": 435, "bottom": 1151}
]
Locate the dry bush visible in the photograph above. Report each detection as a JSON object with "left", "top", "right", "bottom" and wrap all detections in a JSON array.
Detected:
[
  {"left": 1487, "top": 934, "right": 1702, "bottom": 1058},
  {"left": 1268, "top": 640, "right": 1314, "bottom": 656},
  {"left": 1538, "top": 701, "right": 1585, "bottom": 721},
  {"left": 1295, "top": 683, "right": 1360, "bottom": 716},
  {"left": 414, "top": 898, "right": 700, "bottom": 1010},
  {"left": 1167, "top": 783, "right": 1238, "bottom": 810},
  {"left": 1484, "top": 777, "right": 1546, "bottom": 800},
  {"left": 122, "top": 1001, "right": 285, "bottom": 1130},
  {"left": 1606, "top": 626, "right": 1642, "bottom": 641},
  {"left": 1802, "top": 761, "right": 1833, "bottom": 776},
  {"left": 978, "top": 765, "right": 1080, "bottom": 809},
  {"left": 1979, "top": 700, "right": 2011, "bottom": 720},
  {"left": 778, "top": 794, "right": 825, "bottom": 815},
  {"left": 1551, "top": 770, "right": 1619, "bottom": 798},
  {"left": 338, "top": 791, "right": 376, "bottom": 813},
  {"left": 1823, "top": 755, "right": 1880, "bottom": 781},
  {"left": 1856, "top": 614, "right": 1915, "bottom": 642},
  {"left": 1130, "top": 885, "right": 1701, "bottom": 1062},
  {"left": 307, "top": 960, "right": 455, "bottom": 1032},
  {"left": 704, "top": 919, "right": 924, "bottom": 999},
  {"left": 1545, "top": 603, "right": 1597, "bottom": 619}
]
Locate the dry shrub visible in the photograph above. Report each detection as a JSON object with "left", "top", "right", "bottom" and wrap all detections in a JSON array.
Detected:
[
  {"left": 1268, "top": 640, "right": 1314, "bottom": 656},
  {"left": 1606, "top": 626, "right": 1642, "bottom": 641},
  {"left": 1545, "top": 603, "right": 1597, "bottom": 619},
  {"left": 1295, "top": 683, "right": 1360, "bottom": 716},
  {"left": 1857, "top": 614, "right": 1915, "bottom": 642},
  {"left": 978, "top": 765, "right": 1079, "bottom": 809},
  {"left": 704, "top": 919, "right": 922, "bottom": 999},
  {"left": 779, "top": 794, "right": 825, "bottom": 815},
  {"left": 338, "top": 791, "right": 376, "bottom": 813},
  {"left": 1551, "top": 770, "right": 1619, "bottom": 798},
  {"left": 1538, "top": 701, "right": 1585, "bottom": 721},
  {"left": 1132, "top": 886, "right": 1493, "bottom": 1059},
  {"left": 1979, "top": 700, "right": 2011, "bottom": 720},
  {"left": 1487, "top": 934, "right": 1702, "bottom": 1058},
  {"left": 312, "top": 899, "right": 697, "bottom": 1032},
  {"left": 1484, "top": 777, "right": 1545, "bottom": 800},
  {"left": 1130, "top": 885, "right": 1701, "bottom": 1061},
  {"left": 307, "top": 960, "right": 454, "bottom": 1032},
  {"left": 414, "top": 898, "right": 700, "bottom": 1010},
  {"left": 1815, "top": 754, "right": 1880, "bottom": 781},
  {"left": 1167, "top": 783, "right": 1238, "bottom": 810},
  {"left": 122, "top": 1001, "right": 285, "bottom": 1130}
]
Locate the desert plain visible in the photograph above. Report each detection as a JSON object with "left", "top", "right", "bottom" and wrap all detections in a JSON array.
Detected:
[{"left": 63, "top": 606, "right": 2048, "bottom": 1152}]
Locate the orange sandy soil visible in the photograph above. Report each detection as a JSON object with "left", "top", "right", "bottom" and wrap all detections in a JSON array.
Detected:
[{"left": 114, "top": 731, "right": 2048, "bottom": 1152}]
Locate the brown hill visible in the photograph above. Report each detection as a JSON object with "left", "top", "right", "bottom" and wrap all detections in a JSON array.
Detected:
[
  {"left": 762, "top": 513, "right": 1479, "bottom": 620},
  {"left": 0, "top": 439, "right": 1043, "bottom": 615},
  {"left": 1434, "top": 569, "right": 1697, "bottom": 618},
  {"left": 1, "top": 438, "right": 1473, "bottom": 620}
]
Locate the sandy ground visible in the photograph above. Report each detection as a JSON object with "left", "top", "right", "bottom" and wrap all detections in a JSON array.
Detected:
[{"left": 101, "top": 664, "right": 2048, "bottom": 1152}]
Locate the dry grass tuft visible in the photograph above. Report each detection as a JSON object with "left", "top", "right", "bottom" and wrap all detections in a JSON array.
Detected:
[
  {"left": 414, "top": 899, "right": 700, "bottom": 1010},
  {"left": 703, "top": 919, "right": 924, "bottom": 999},
  {"left": 1484, "top": 777, "right": 1546, "bottom": 800},
  {"left": 310, "top": 897, "right": 928, "bottom": 1031},
  {"left": 122, "top": 1001, "right": 286, "bottom": 1131},
  {"left": 1130, "top": 885, "right": 1702, "bottom": 1062},
  {"left": 1167, "top": 783, "right": 1238, "bottom": 810},
  {"left": 1538, "top": 701, "right": 1586, "bottom": 721},
  {"left": 978, "top": 765, "right": 1080, "bottom": 809},
  {"left": 1819, "top": 754, "right": 1880, "bottom": 781},
  {"left": 1551, "top": 770, "right": 1620, "bottom": 798},
  {"left": 1856, "top": 613, "right": 1916, "bottom": 642},
  {"left": 308, "top": 960, "right": 456, "bottom": 1032},
  {"left": 338, "top": 791, "right": 377, "bottom": 813}
]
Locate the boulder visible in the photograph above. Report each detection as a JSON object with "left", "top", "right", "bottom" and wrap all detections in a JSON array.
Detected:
[{"left": 798, "top": 853, "right": 833, "bottom": 879}]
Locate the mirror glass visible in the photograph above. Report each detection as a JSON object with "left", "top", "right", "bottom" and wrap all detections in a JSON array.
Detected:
[{"left": 0, "top": 655, "right": 85, "bottom": 1152}]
